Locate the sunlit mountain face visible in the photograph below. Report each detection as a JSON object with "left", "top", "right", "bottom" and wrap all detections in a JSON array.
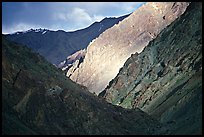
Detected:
[{"left": 68, "top": 2, "right": 190, "bottom": 95}]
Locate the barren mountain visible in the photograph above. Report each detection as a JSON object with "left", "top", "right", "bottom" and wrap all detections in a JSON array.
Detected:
[
  {"left": 69, "top": 2, "right": 190, "bottom": 94},
  {"left": 2, "top": 2, "right": 202, "bottom": 135},
  {"left": 99, "top": 2, "right": 202, "bottom": 135},
  {"left": 5, "top": 15, "right": 129, "bottom": 65}
]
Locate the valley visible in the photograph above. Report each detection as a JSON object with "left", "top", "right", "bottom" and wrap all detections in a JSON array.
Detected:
[{"left": 2, "top": 2, "right": 202, "bottom": 135}]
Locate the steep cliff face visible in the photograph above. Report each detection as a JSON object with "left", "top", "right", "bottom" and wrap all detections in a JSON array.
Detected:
[
  {"left": 58, "top": 49, "right": 86, "bottom": 76},
  {"left": 58, "top": 49, "right": 86, "bottom": 69},
  {"left": 70, "top": 2, "right": 189, "bottom": 94},
  {"left": 2, "top": 36, "right": 160, "bottom": 135},
  {"left": 99, "top": 2, "right": 202, "bottom": 135}
]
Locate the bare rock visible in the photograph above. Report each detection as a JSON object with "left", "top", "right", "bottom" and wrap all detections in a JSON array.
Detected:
[
  {"left": 100, "top": 2, "right": 202, "bottom": 135},
  {"left": 70, "top": 2, "right": 189, "bottom": 94}
]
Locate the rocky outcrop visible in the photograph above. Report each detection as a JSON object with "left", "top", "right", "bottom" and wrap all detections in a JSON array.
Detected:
[
  {"left": 65, "top": 59, "right": 83, "bottom": 77},
  {"left": 69, "top": 2, "right": 190, "bottom": 94},
  {"left": 58, "top": 49, "right": 86, "bottom": 69},
  {"left": 99, "top": 2, "right": 202, "bottom": 135},
  {"left": 58, "top": 49, "right": 86, "bottom": 76}
]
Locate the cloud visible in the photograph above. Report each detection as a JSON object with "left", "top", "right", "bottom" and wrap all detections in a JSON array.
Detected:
[
  {"left": 53, "top": 13, "right": 67, "bottom": 21},
  {"left": 53, "top": 7, "right": 93, "bottom": 30},
  {"left": 93, "top": 15, "right": 105, "bottom": 22},
  {"left": 53, "top": 7, "right": 105, "bottom": 30},
  {"left": 2, "top": 2, "right": 146, "bottom": 34},
  {"left": 68, "top": 7, "right": 92, "bottom": 24}
]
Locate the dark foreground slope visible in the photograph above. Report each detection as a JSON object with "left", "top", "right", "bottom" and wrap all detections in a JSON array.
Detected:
[
  {"left": 2, "top": 36, "right": 160, "bottom": 135},
  {"left": 5, "top": 15, "right": 129, "bottom": 65},
  {"left": 99, "top": 2, "right": 202, "bottom": 135}
]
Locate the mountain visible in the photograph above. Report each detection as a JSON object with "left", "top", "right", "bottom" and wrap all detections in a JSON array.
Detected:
[
  {"left": 68, "top": 2, "right": 190, "bottom": 94},
  {"left": 58, "top": 49, "right": 86, "bottom": 74},
  {"left": 99, "top": 2, "right": 202, "bottom": 135},
  {"left": 2, "top": 35, "right": 160, "bottom": 135},
  {"left": 5, "top": 15, "right": 129, "bottom": 65}
]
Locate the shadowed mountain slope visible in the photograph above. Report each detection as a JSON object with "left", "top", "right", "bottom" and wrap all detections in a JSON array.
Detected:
[
  {"left": 99, "top": 2, "right": 202, "bottom": 135},
  {"left": 5, "top": 15, "right": 129, "bottom": 65},
  {"left": 2, "top": 36, "right": 160, "bottom": 135}
]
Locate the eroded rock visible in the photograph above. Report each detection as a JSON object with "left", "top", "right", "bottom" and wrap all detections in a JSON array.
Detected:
[{"left": 70, "top": 2, "right": 190, "bottom": 94}]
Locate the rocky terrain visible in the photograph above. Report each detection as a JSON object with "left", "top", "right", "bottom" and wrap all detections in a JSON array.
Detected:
[
  {"left": 2, "top": 36, "right": 161, "bottom": 135},
  {"left": 5, "top": 15, "right": 129, "bottom": 65},
  {"left": 69, "top": 2, "right": 190, "bottom": 95},
  {"left": 2, "top": 2, "right": 202, "bottom": 135},
  {"left": 99, "top": 2, "right": 202, "bottom": 135},
  {"left": 58, "top": 49, "right": 86, "bottom": 76}
]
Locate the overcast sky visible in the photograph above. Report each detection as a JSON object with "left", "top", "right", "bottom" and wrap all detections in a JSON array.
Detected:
[{"left": 2, "top": 2, "right": 145, "bottom": 34}]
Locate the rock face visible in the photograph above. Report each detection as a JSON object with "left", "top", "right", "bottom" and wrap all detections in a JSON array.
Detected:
[
  {"left": 99, "top": 2, "right": 202, "bottom": 135},
  {"left": 58, "top": 49, "right": 86, "bottom": 76},
  {"left": 70, "top": 2, "right": 190, "bottom": 94},
  {"left": 65, "top": 59, "right": 83, "bottom": 77},
  {"left": 5, "top": 15, "right": 129, "bottom": 65},
  {"left": 58, "top": 49, "right": 86, "bottom": 69},
  {"left": 2, "top": 36, "right": 160, "bottom": 135}
]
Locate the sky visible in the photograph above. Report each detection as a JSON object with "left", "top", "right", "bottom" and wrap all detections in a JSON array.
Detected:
[{"left": 2, "top": 2, "right": 145, "bottom": 34}]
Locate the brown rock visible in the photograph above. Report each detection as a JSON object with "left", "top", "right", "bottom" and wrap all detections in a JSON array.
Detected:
[{"left": 70, "top": 2, "right": 190, "bottom": 94}]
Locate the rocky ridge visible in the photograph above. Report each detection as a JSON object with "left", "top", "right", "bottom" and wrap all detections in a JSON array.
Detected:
[
  {"left": 69, "top": 2, "right": 190, "bottom": 94},
  {"left": 99, "top": 2, "right": 202, "bottom": 135}
]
